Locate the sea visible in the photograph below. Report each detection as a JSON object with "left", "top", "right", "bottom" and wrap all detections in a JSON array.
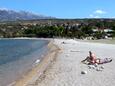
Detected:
[{"left": 0, "top": 39, "right": 49, "bottom": 86}]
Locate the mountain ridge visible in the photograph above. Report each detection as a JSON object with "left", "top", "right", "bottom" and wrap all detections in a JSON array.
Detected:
[{"left": 0, "top": 9, "right": 55, "bottom": 21}]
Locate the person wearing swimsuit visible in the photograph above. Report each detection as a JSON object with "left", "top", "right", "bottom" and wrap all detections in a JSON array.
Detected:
[{"left": 82, "top": 51, "right": 112, "bottom": 64}]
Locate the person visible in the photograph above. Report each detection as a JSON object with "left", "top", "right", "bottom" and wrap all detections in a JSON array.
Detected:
[
  {"left": 98, "top": 58, "right": 112, "bottom": 64},
  {"left": 81, "top": 51, "right": 97, "bottom": 64},
  {"left": 82, "top": 51, "right": 112, "bottom": 64}
]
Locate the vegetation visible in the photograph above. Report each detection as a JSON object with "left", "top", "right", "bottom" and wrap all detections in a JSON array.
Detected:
[{"left": 0, "top": 19, "right": 115, "bottom": 39}]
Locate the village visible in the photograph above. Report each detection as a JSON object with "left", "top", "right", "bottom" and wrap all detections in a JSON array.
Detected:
[{"left": 0, "top": 19, "right": 114, "bottom": 39}]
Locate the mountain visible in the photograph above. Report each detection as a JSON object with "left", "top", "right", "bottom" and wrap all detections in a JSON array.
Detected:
[{"left": 0, "top": 9, "right": 55, "bottom": 21}]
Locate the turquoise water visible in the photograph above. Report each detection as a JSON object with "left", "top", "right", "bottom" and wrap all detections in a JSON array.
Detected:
[{"left": 0, "top": 39, "right": 49, "bottom": 86}]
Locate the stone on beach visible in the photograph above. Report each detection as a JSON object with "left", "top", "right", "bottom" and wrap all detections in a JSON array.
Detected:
[
  {"left": 100, "top": 66, "right": 104, "bottom": 69},
  {"left": 88, "top": 65, "right": 95, "bottom": 69},
  {"left": 81, "top": 70, "right": 87, "bottom": 74},
  {"left": 96, "top": 67, "right": 103, "bottom": 71},
  {"left": 35, "top": 59, "right": 40, "bottom": 64}
]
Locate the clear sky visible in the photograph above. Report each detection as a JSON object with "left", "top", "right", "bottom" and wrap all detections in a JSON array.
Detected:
[{"left": 0, "top": 0, "right": 115, "bottom": 18}]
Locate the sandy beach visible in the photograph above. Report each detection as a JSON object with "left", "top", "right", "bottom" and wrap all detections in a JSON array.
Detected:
[
  {"left": 12, "top": 38, "right": 115, "bottom": 86},
  {"left": 32, "top": 39, "right": 115, "bottom": 86}
]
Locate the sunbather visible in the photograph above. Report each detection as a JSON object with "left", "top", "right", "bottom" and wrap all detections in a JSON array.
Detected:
[{"left": 81, "top": 51, "right": 112, "bottom": 64}]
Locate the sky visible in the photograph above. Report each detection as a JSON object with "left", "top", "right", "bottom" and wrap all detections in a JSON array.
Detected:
[{"left": 0, "top": 0, "right": 115, "bottom": 18}]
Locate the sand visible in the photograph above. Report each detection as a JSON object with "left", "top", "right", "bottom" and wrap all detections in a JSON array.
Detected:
[
  {"left": 33, "top": 39, "right": 115, "bottom": 86},
  {"left": 13, "top": 39, "right": 61, "bottom": 86}
]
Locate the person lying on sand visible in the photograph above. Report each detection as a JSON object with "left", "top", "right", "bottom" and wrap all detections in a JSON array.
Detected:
[{"left": 81, "top": 51, "right": 112, "bottom": 65}]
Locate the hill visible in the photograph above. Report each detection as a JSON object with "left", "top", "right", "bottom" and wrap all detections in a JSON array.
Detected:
[{"left": 0, "top": 9, "right": 54, "bottom": 21}]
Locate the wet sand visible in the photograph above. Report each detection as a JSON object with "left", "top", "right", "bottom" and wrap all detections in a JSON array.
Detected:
[{"left": 13, "top": 39, "right": 61, "bottom": 86}]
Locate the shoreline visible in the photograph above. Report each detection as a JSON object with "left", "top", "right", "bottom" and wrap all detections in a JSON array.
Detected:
[
  {"left": 0, "top": 37, "right": 53, "bottom": 41},
  {"left": 12, "top": 38, "right": 61, "bottom": 86}
]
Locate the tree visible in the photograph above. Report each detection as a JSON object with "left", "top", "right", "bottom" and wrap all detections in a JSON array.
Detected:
[{"left": 81, "top": 25, "right": 93, "bottom": 36}]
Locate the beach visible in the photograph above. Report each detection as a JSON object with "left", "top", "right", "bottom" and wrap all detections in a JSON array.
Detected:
[
  {"left": 12, "top": 38, "right": 115, "bottom": 86},
  {"left": 13, "top": 39, "right": 60, "bottom": 86},
  {"left": 32, "top": 39, "right": 115, "bottom": 86}
]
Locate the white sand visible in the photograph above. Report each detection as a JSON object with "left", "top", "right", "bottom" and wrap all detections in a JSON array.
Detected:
[{"left": 35, "top": 39, "right": 115, "bottom": 86}]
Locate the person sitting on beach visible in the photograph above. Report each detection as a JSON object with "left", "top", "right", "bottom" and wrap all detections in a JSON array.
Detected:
[{"left": 82, "top": 51, "right": 112, "bottom": 65}]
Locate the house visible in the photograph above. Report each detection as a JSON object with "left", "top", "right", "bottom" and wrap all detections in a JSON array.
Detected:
[{"left": 104, "top": 29, "right": 113, "bottom": 33}]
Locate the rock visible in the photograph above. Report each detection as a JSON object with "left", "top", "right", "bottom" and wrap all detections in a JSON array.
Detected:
[
  {"left": 96, "top": 67, "right": 102, "bottom": 71},
  {"left": 94, "top": 63, "right": 98, "bottom": 67},
  {"left": 88, "top": 65, "right": 95, "bottom": 69},
  {"left": 61, "top": 41, "right": 66, "bottom": 44},
  {"left": 81, "top": 71, "right": 87, "bottom": 74},
  {"left": 35, "top": 59, "right": 40, "bottom": 64},
  {"left": 100, "top": 66, "right": 104, "bottom": 69}
]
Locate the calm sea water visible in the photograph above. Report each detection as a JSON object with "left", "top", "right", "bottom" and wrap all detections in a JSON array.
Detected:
[{"left": 0, "top": 39, "right": 49, "bottom": 86}]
